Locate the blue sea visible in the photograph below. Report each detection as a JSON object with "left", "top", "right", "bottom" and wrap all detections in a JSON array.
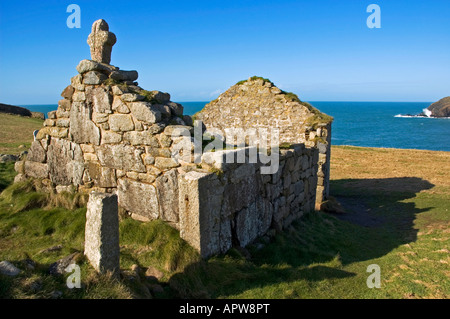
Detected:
[{"left": 22, "top": 101, "right": 450, "bottom": 152}]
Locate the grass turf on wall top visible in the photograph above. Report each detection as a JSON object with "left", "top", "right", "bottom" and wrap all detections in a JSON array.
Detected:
[{"left": 234, "top": 76, "right": 333, "bottom": 125}]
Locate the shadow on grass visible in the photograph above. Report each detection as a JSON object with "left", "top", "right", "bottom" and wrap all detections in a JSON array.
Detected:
[
  {"left": 330, "top": 176, "right": 434, "bottom": 243},
  {"left": 169, "top": 260, "right": 355, "bottom": 298},
  {"left": 168, "top": 177, "right": 434, "bottom": 298}
]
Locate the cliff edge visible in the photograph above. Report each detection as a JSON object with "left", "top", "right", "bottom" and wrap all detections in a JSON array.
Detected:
[{"left": 0, "top": 103, "right": 44, "bottom": 120}]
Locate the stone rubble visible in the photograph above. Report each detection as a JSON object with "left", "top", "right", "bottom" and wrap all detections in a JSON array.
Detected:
[
  {"left": 0, "top": 154, "right": 19, "bottom": 163},
  {"left": 48, "top": 252, "right": 82, "bottom": 275},
  {"left": 0, "top": 260, "right": 21, "bottom": 276}
]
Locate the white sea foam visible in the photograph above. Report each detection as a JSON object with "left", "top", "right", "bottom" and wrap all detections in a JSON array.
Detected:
[
  {"left": 394, "top": 114, "right": 450, "bottom": 119},
  {"left": 423, "top": 108, "right": 432, "bottom": 117},
  {"left": 394, "top": 114, "right": 411, "bottom": 118}
]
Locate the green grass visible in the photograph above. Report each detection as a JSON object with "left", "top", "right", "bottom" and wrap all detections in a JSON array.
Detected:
[
  {"left": 0, "top": 113, "right": 44, "bottom": 155},
  {"left": 0, "top": 182, "right": 194, "bottom": 298},
  {"left": 277, "top": 90, "right": 333, "bottom": 125},
  {"left": 166, "top": 180, "right": 448, "bottom": 299},
  {"left": 302, "top": 102, "right": 333, "bottom": 127},
  {"left": 0, "top": 146, "right": 449, "bottom": 299},
  {"left": 0, "top": 164, "right": 200, "bottom": 298},
  {"left": 139, "top": 90, "right": 156, "bottom": 103},
  {"left": 306, "top": 112, "right": 334, "bottom": 128},
  {"left": 119, "top": 218, "right": 199, "bottom": 274},
  {"left": 0, "top": 162, "right": 16, "bottom": 192}
]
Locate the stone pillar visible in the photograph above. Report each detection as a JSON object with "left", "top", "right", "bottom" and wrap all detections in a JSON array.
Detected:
[
  {"left": 84, "top": 192, "right": 120, "bottom": 276},
  {"left": 315, "top": 123, "right": 331, "bottom": 210},
  {"left": 87, "top": 19, "right": 116, "bottom": 64},
  {"left": 178, "top": 170, "right": 225, "bottom": 258}
]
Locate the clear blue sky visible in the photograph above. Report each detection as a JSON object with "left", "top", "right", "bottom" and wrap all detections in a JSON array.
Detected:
[{"left": 0, "top": 0, "right": 449, "bottom": 104}]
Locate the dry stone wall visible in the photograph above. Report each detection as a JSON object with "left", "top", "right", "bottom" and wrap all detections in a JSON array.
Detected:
[
  {"left": 195, "top": 77, "right": 333, "bottom": 207},
  {"left": 178, "top": 145, "right": 318, "bottom": 257},
  {"left": 18, "top": 62, "right": 193, "bottom": 227}
]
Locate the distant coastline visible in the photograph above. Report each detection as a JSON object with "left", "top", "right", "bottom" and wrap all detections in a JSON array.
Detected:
[
  {"left": 0, "top": 103, "right": 44, "bottom": 119},
  {"left": 17, "top": 101, "right": 450, "bottom": 152},
  {"left": 20, "top": 102, "right": 210, "bottom": 119},
  {"left": 395, "top": 96, "right": 450, "bottom": 119}
]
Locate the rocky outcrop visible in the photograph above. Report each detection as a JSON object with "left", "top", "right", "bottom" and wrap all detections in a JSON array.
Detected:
[
  {"left": 0, "top": 103, "right": 32, "bottom": 117},
  {"left": 0, "top": 103, "right": 44, "bottom": 119},
  {"left": 0, "top": 260, "right": 21, "bottom": 276},
  {"left": 0, "top": 154, "right": 19, "bottom": 163},
  {"left": 427, "top": 97, "right": 450, "bottom": 118}
]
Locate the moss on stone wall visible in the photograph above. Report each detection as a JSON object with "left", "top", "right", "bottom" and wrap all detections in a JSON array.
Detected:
[
  {"left": 103, "top": 78, "right": 121, "bottom": 86},
  {"left": 281, "top": 91, "right": 301, "bottom": 103},
  {"left": 139, "top": 90, "right": 159, "bottom": 104},
  {"left": 312, "top": 136, "right": 327, "bottom": 144},
  {"left": 279, "top": 142, "right": 293, "bottom": 149},
  {"left": 305, "top": 112, "right": 334, "bottom": 129},
  {"left": 236, "top": 76, "right": 274, "bottom": 86}
]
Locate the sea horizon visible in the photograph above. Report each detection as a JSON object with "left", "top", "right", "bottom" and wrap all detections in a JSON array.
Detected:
[{"left": 18, "top": 101, "right": 450, "bottom": 152}]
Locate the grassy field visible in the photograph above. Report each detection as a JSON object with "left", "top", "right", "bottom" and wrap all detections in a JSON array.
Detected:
[
  {"left": 0, "top": 113, "right": 44, "bottom": 155},
  {"left": 0, "top": 139, "right": 448, "bottom": 298}
]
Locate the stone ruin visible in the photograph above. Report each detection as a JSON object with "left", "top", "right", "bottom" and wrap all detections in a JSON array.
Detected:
[
  {"left": 195, "top": 79, "right": 333, "bottom": 207},
  {"left": 15, "top": 19, "right": 333, "bottom": 258}
]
